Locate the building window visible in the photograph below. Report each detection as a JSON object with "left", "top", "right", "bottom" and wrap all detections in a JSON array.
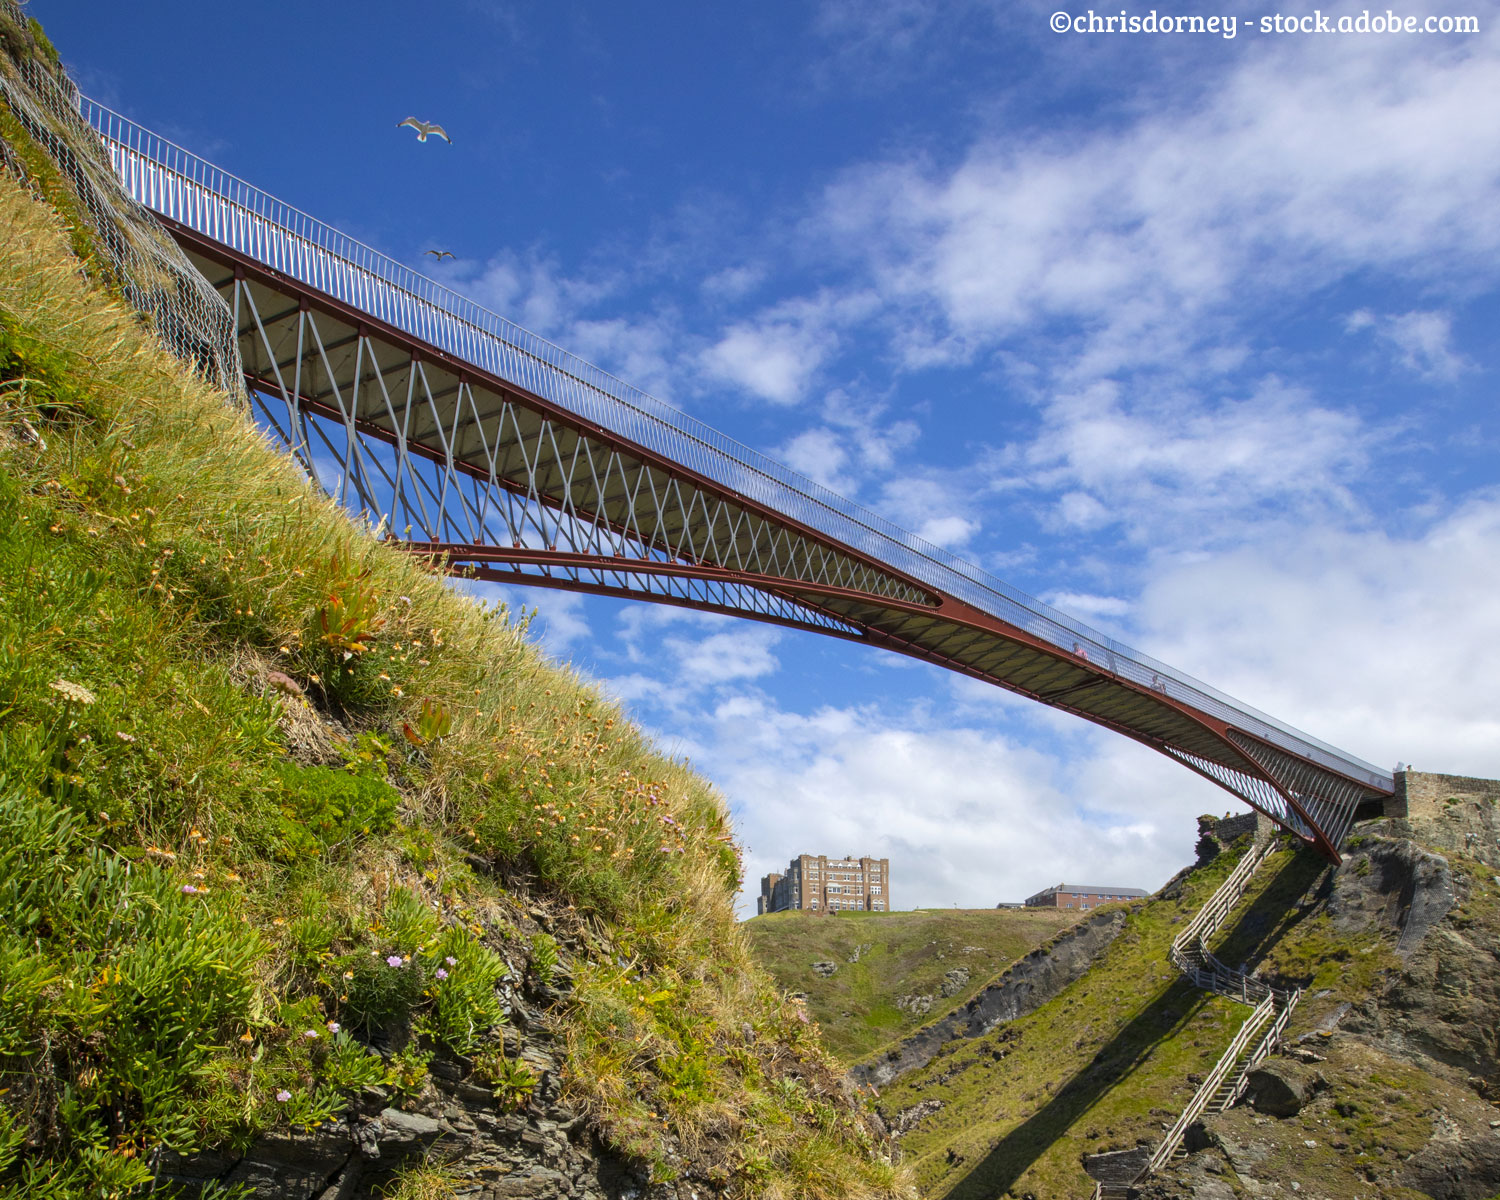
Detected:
[{"left": 871, "top": 886, "right": 881, "bottom": 895}]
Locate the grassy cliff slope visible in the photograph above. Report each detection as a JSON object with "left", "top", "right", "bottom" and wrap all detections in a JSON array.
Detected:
[
  {"left": 869, "top": 814, "right": 1500, "bottom": 1200},
  {"left": 0, "top": 74, "right": 910, "bottom": 1200},
  {"left": 743, "top": 909, "right": 1077, "bottom": 1065}
]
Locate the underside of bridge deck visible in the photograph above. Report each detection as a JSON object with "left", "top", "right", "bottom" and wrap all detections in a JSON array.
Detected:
[
  {"left": 151, "top": 219, "right": 1384, "bottom": 862},
  {"left": 83, "top": 92, "right": 1389, "bottom": 859}
]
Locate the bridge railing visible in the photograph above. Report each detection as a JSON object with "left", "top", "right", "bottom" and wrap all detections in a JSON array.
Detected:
[{"left": 77, "top": 97, "right": 1390, "bottom": 797}]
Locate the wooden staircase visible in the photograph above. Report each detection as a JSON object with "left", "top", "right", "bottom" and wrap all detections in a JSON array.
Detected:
[{"left": 1088, "top": 834, "right": 1301, "bottom": 1198}]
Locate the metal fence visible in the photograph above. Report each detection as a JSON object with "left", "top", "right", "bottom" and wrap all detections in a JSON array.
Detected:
[{"left": 77, "top": 96, "right": 1391, "bottom": 795}]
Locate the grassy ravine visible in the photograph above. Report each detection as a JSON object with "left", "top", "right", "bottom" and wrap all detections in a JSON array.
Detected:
[
  {"left": 872, "top": 842, "right": 1284, "bottom": 1198},
  {"left": 872, "top": 835, "right": 1425, "bottom": 1200},
  {"left": 0, "top": 162, "right": 910, "bottom": 1200},
  {"left": 743, "top": 909, "right": 1078, "bottom": 1065}
]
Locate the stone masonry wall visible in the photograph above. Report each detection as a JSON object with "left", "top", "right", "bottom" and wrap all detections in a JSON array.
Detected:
[{"left": 1390, "top": 770, "right": 1500, "bottom": 822}]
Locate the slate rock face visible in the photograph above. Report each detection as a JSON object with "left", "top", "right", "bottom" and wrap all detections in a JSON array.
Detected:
[
  {"left": 1327, "top": 837, "right": 1454, "bottom": 957},
  {"left": 1401, "top": 1112, "right": 1500, "bottom": 1200}
]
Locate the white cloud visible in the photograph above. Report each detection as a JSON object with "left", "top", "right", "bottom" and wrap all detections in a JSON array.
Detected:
[
  {"left": 915, "top": 514, "right": 979, "bottom": 547},
  {"left": 876, "top": 476, "right": 983, "bottom": 547},
  {"left": 701, "top": 320, "right": 835, "bottom": 406},
  {"left": 779, "top": 427, "right": 854, "bottom": 491},
  {"left": 717, "top": 696, "right": 1217, "bottom": 916},
  {"left": 1043, "top": 591, "right": 1131, "bottom": 619},
  {"left": 560, "top": 315, "right": 682, "bottom": 403},
  {"left": 666, "top": 627, "right": 783, "bottom": 687},
  {"left": 807, "top": 24, "right": 1500, "bottom": 383},
  {"left": 1008, "top": 377, "right": 1374, "bottom": 543},
  {"left": 701, "top": 263, "right": 767, "bottom": 302},
  {"left": 1347, "top": 308, "right": 1471, "bottom": 381},
  {"left": 1135, "top": 493, "right": 1500, "bottom": 778},
  {"left": 455, "top": 582, "right": 593, "bottom": 655}
]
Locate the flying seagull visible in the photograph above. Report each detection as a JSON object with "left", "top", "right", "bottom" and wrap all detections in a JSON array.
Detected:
[
  {"left": 398, "top": 117, "right": 451, "bottom": 144},
  {"left": 424, "top": 250, "right": 456, "bottom": 261}
]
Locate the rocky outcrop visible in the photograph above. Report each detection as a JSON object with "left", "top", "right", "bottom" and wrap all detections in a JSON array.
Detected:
[
  {"left": 1364, "top": 917, "right": 1500, "bottom": 1089},
  {"left": 156, "top": 994, "right": 651, "bottom": 1200},
  {"left": 939, "top": 967, "right": 970, "bottom": 997},
  {"left": 1328, "top": 836, "right": 1454, "bottom": 958},
  {"left": 158, "top": 1050, "right": 644, "bottom": 1200},
  {"left": 1401, "top": 1112, "right": 1500, "bottom": 1200},
  {"left": 888, "top": 1098, "right": 944, "bottom": 1136},
  {"left": 895, "top": 993, "right": 933, "bottom": 1017},
  {"left": 1243, "top": 1061, "right": 1324, "bottom": 1117},
  {"left": 152, "top": 906, "right": 676, "bottom": 1200},
  {"left": 853, "top": 907, "right": 1129, "bottom": 1087}
]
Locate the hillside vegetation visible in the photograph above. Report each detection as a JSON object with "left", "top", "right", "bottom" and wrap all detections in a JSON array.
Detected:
[
  {"left": 855, "top": 814, "right": 1500, "bottom": 1200},
  {"left": 0, "top": 65, "right": 909, "bottom": 1200},
  {"left": 744, "top": 909, "right": 1076, "bottom": 1065}
]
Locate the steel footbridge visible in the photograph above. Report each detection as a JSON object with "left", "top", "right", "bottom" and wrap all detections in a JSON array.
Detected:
[{"left": 80, "top": 100, "right": 1393, "bottom": 860}]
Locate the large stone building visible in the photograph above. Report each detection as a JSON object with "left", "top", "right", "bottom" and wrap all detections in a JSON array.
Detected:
[
  {"left": 1023, "top": 882, "right": 1147, "bottom": 911},
  {"left": 758, "top": 854, "right": 890, "bottom": 915}
]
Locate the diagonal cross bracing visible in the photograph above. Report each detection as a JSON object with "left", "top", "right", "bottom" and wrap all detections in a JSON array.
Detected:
[{"left": 83, "top": 98, "right": 1394, "bottom": 861}]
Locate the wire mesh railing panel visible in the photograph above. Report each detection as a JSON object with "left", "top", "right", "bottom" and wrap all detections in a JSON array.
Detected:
[
  {"left": 0, "top": 13, "right": 241, "bottom": 398},
  {"left": 77, "top": 96, "right": 1391, "bottom": 799}
]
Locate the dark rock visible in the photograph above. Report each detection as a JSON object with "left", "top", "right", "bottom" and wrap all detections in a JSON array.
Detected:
[
  {"left": 1244, "top": 1061, "right": 1322, "bottom": 1117},
  {"left": 222, "top": 1121, "right": 354, "bottom": 1199},
  {"left": 1327, "top": 837, "right": 1454, "bottom": 957},
  {"left": 1082, "top": 1145, "right": 1150, "bottom": 1184},
  {"left": 352, "top": 1118, "right": 381, "bottom": 1159},
  {"left": 811, "top": 960, "right": 838, "bottom": 977},
  {"left": 377, "top": 1107, "right": 443, "bottom": 1153},
  {"left": 1401, "top": 1113, "right": 1500, "bottom": 1199}
]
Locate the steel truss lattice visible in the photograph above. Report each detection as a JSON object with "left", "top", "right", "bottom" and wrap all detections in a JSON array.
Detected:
[{"left": 82, "top": 98, "right": 1395, "bottom": 862}]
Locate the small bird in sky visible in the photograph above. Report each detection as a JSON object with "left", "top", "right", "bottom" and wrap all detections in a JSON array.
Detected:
[
  {"left": 424, "top": 250, "right": 456, "bottom": 261},
  {"left": 398, "top": 117, "right": 451, "bottom": 144}
]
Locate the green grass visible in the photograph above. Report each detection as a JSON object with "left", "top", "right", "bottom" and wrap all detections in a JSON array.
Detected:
[
  {"left": 743, "top": 908, "right": 1077, "bottom": 1064},
  {"left": 875, "top": 849, "right": 1249, "bottom": 1200},
  {"left": 0, "top": 140, "right": 911, "bottom": 1200},
  {"left": 866, "top": 836, "right": 1425, "bottom": 1200}
]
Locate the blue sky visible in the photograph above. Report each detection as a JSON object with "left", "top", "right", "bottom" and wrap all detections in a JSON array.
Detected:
[{"left": 45, "top": 1, "right": 1500, "bottom": 913}]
